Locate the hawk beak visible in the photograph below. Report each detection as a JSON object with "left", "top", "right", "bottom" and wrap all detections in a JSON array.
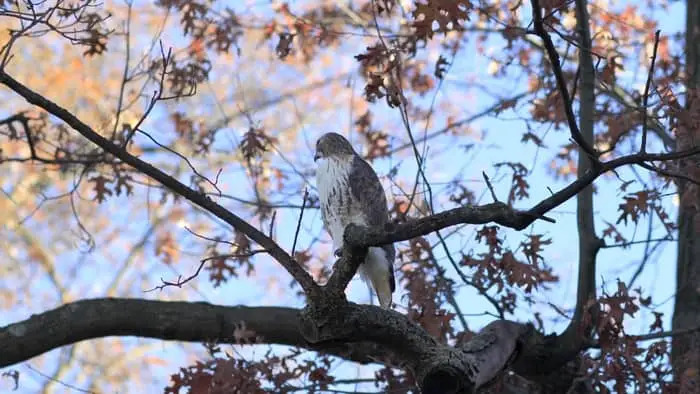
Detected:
[{"left": 314, "top": 152, "right": 321, "bottom": 162}]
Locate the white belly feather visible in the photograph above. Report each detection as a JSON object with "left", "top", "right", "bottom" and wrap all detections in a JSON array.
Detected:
[{"left": 316, "top": 157, "right": 366, "bottom": 249}]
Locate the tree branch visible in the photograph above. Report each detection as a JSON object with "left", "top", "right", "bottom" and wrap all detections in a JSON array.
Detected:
[
  {"left": 530, "top": 0, "right": 598, "bottom": 160},
  {"left": 0, "top": 298, "right": 377, "bottom": 368},
  {"left": 0, "top": 70, "right": 319, "bottom": 296},
  {"left": 0, "top": 297, "right": 544, "bottom": 393},
  {"left": 560, "top": 0, "right": 600, "bottom": 374},
  {"left": 640, "top": 30, "right": 661, "bottom": 153},
  {"left": 519, "top": 33, "right": 675, "bottom": 150},
  {"left": 337, "top": 147, "right": 698, "bottom": 252}
]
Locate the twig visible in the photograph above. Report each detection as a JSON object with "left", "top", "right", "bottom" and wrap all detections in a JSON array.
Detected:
[
  {"left": 640, "top": 30, "right": 661, "bottom": 153},
  {"left": 122, "top": 42, "right": 171, "bottom": 146},
  {"left": 529, "top": 0, "right": 598, "bottom": 160},
  {"left": 628, "top": 325, "right": 700, "bottom": 343},
  {"left": 0, "top": 18, "right": 39, "bottom": 70},
  {"left": 25, "top": 363, "right": 94, "bottom": 394},
  {"left": 184, "top": 226, "right": 236, "bottom": 247},
  {"left": 122, "top": 41, "right": 196, "bottom": 147},
  {"left": 111, "top": 1, "right": 133, "bottom": 140},
  {"left": 291, "top": 188, "right": 309, "bottom": 258},
  {"left": 600, "top": 237, "right": 674, "bottom": 249},
  {"left": 208, "top": 193, "right": 312, "bottom": 210},
  {"left": 629, "top": 237, "right": 667, "bottom": 289},
  {"left": 146, "top": 259, "right": 207, "bottom": 292},
  {"left": 384, "top": 92, "right": 530, "bottom": 157},
  {"left": 269, "top": 210, "right": 277, "bottom": 239},
  {"left": 482, "top": 171, "right": 499, "bottom": 202},
  {"left": 145, "top": 250, "right": 268, "bottom": 292},
  {"left": 1, "top": 70, "right": 321, "bottom": 294},
  {"left": 136, "top": 127, "right": 222, "bottom": 195},
  {"left": 590, "top": 325, "right": 700, "bottom": 349},
  {"left": 636, "top": 161, "right": 700, "bottom": 186}
]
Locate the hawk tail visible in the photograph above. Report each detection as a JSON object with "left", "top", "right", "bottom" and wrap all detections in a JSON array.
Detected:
[
  {"left": 361, "top": 247, "right": 395, "bottom": 309},
  {"left": 372, "top": 274, "right": 393, "bottom": 309}
]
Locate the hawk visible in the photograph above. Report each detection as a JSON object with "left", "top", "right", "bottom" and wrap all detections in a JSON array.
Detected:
[{"left": 314, "top": 132, "right": 396, "bottom": 309}]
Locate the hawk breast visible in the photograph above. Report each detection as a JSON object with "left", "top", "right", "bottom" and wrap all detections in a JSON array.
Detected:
[{"left": 316, "top": 157, "right": 365, "bottom": 247}]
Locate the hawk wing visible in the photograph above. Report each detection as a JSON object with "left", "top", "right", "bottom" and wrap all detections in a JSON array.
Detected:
[
  {"left": 348, "top": 155, "right": 389, "bottom": 227},
  {"left": 348, "top": 155, "right": 396, "bottom": 291}
]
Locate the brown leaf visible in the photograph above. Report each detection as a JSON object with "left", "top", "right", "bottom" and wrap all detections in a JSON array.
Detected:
[
  {"left": 88, "top": 175, "right": 113, "bottom": 203},
  {"left": 520, "top": 234, "right": 552, "bottom": 265},
  {"left": 240, "top": 127, "right": 268, "bottom": 161},
  {"left": 602, "top": 221, "right": 628, "bottom": 245},
  {"left": 411, "top": 0, "right": 472, "bottom": 40},
  {"left": 434, "top": 55, "right": 450, "bottom": 79},
  {"left": 649, "top": 312, "right": 664, "bottom": 332},
  {"left": 275, "top": 32, "right": 294, "bottom": 59},
  {"left": 155, "top": 232, "right": 179, "bottom": 265},
  {"left": 617, "top": 190, "right": 655, "bottom": 225}
]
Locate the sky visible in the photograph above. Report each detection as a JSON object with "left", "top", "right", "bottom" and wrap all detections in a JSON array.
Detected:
[{"left": 0, "top": 0, "right": 691, "bottom": 392}]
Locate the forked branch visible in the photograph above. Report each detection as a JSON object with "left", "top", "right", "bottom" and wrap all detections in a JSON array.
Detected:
[{"left": 530, "top": 0, "right": 598, "bottom": 160}]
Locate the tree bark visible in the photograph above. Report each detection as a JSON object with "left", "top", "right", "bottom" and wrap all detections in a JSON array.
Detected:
[
  {"left": 0, "top": 297, "right": 554, "bottom": 393},
  {"left": 671, "top": 0, "right": 700, "bottom": 388}
]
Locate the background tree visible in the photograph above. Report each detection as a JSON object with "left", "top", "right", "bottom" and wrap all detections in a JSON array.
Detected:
[
  {"left": 672, "top": 0, "right": 700, "bottom": 389},
  {"left": 0, "top": 0, "right": 698, "bottom": 393}
]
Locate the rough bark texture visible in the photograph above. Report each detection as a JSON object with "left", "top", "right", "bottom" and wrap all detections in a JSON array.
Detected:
[
  {"left": 672, "top": 0, "right": 700, "bottom": 387},
  {"left": 0, "top": 297, "right": 543, "bottom": 393},
  {"left": 552, "top": 2, "right": 600, "bottom": 390}
]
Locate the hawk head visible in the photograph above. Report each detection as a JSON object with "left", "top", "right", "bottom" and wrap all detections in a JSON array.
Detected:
[{"left": 314, "top": 132, "right": 355, "bottom": 162}]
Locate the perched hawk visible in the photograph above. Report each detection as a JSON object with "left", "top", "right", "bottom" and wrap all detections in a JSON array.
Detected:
[{"left": 314, "top": 132, "right": 396, "bottom": 309}]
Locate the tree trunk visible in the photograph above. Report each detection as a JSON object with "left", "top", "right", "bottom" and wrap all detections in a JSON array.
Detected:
[{"left": 671, "top": 1, "right": 700, "bottom": 388}]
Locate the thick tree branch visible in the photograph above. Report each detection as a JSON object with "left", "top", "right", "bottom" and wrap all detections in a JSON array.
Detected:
[
  {"left": 0, "top": 298, "right": 379, "bottom": 368},
  {"left": 0, "top": 298, "right": 536, "bottom": 393},
  {"left": 0, "top": 71, "right": 319, "bottom": 296},
  {"left": 560, "top": 0, "right": 600, "bottom": 374},
  {"left": 672, "top": 0, "right": 700, "bottom": 380}
]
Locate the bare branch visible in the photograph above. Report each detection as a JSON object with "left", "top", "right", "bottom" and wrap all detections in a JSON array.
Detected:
[
  {"left": 600, "top": 237, "right": 675, "bottom": 249},
  {"left": 291, "top": 189, "right": 309, "bottom": 258},
  {"left": 339, "top": 143, "right": 700, "bottom": 249},
  {"left": 628, "top": 326, "right": 700, "bottom": 343},
  {"left": 110, "top": 1, "right": 133, "bottom": 140},
  {"left": 567, "top": 0, "right": 600, "bottom": 354},
  {"left": 641, "top": 30, "right": 661, "bottom": 153},
  {"left": 530, "top": 0, "right": 598, "bottom": 160},
  {"left": 0, "top": 70, "right": 320, "bottom": 296},
  {"left": 482, "top": 171, "right": 499, "bottom": 203},
  {"left": 146, "top": 250, "right": 267, "bottom": 292},
  {"left": 637, "top": 161, "right": 700, "bottom": 186}
]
